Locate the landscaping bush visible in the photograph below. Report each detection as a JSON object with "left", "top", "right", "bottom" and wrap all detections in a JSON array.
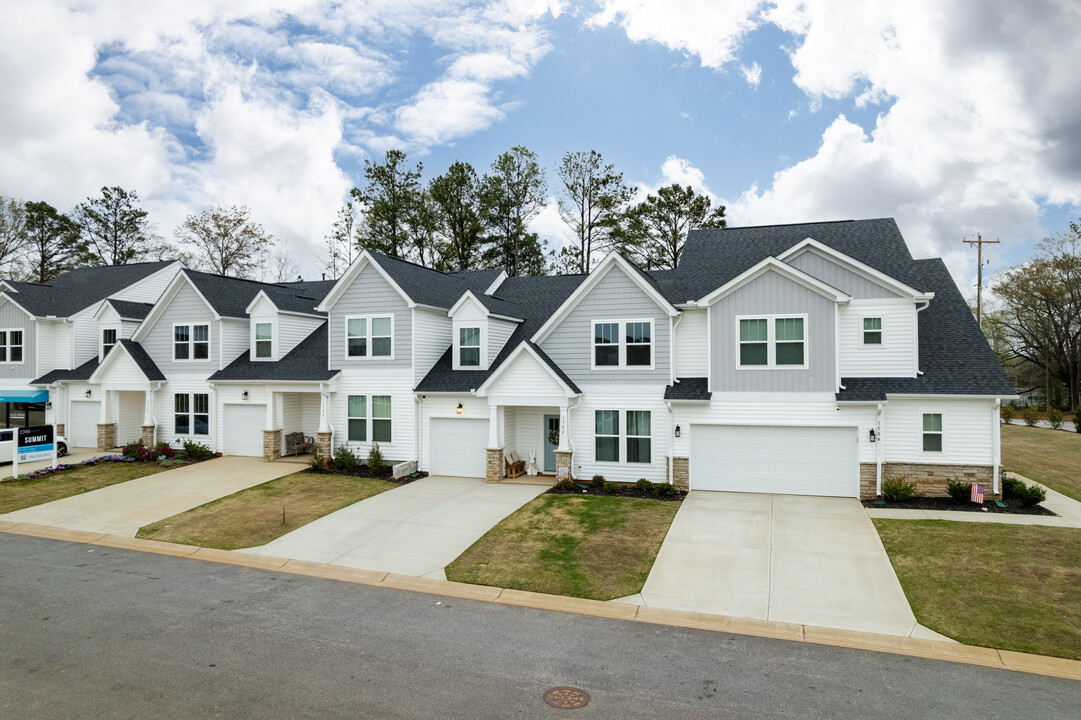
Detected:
[
  {"left": 882, "top": 476, "right": 916, "bottom": 502},
  {"left": 333, "top": 445, "right": 360, "bottom": 473},
  {"left": 1075, "top": 414, "right": 1081, "bottom": 433},
  {"left": 592, "top": 474, "right": 605, "bottom": 489},
  {"left": 1015, "top": 483, "right": 1047, "bottom": 507},
  {"left": 946, "top": 479, "right": 972, "bottom": 503},
  {"left": 1048, "top": 407, "right": 1064, "bottom": 430},
  {"left": 635, "top": 478, "right": 655, "bottom": 494},
  {"left": 1022, "top": 405, "right": 1040, "bottom": 427},
  {"left": 1000, "top": 404, "right": 1015, "bottom": 424},
  {"left": 308, "top": 442, "right": 324, "bottom": 471},
  {"left": 122, "top": 439, "right": 144, "bottom": 458},
  {"left": 181, "top": 440, "right": 213, "bottom": 461},
  {"left": 556, "top": 478, "right": 577, "bottom": 491},
  {"left": 367, "top": 442, "right": 385, "bottom": 476},
  {"left": 655, "top": 482, "right": 676, "bottom": 497},
  {"left": 603, "top": 481, "right": 620, "bottom": 494},
  {"left": 1002, "top": 476, "right": 1026, "bottom": 498}
]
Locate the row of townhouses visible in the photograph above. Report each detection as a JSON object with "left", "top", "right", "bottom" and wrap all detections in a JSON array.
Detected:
[{"left": 0, "top": 219, "right": 1014, "bottom": 498}]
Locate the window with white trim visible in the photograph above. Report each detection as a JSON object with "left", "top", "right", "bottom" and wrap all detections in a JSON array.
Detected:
[
  {"left": 348, "top": 395, "right": 366, "bottom": 441},
  {"left": 595, "top": 409, "right": 652, "bottom": 464},
  {"left": 863, "top": 317, "right": 882, "bottom": 345},
  {"left": 459, "top": 327, "right": 480, "bottom": 367},
  {"left": 372, "top": 395, "right": 392, "bottom": 442},
  {"left": 626, "top": 410, "right": 652, "bottom": 464},
  {"left": 174, "top": 393, "right": 209, "bottom": 436},
  {"left": 0, "top": 329, "right": 24, "bottom": 363},
  {"left": 174, "top": 323, "right": 209, "bottom": 361},
  {"left": 347, "top": 395, "right": 393, "bottom": 443},
  {"left": 736, "top": 315, "right": 807, "bottom": 369},
  {"left": 595, "top": 410, "right": 619, "bottom": 462},
  {"left": 102, "top": 328, "right": 117, "bottom": 356},
  {"left": 592, "top": 320, "right": 653, "bottom": 369},
  {"left": 346, "top": 315, "right": 393, "bottom": 358},
  {"left": 255, "top": 322, "right": 273, "bottom": 359},
  {"left": 922, "top": 413, "right": 943, "bottom": 452}
]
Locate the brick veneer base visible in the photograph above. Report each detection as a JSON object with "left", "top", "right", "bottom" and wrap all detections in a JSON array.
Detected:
[
  {"left": 96, "top": 423, "right": 116, "bottom": 451},
  {"left": 263, "top": 429, "right": 282, "bottom": 462},
  {"left": 56, "top": 423, "right": 65, "bottom": 437},
  {"left": 486, "top": 447, "right": 503, "bottom": 483},
  {"left": 860, "top": 462, "right": 996, "bottom": 499},
  {"left": 141, "top": 425, "right": 155, "bottom": 446},
  {"left": 555, "top": 450, "right": 573, "bottom": 480},
  {"left": 672, "top": 457, "right": 689, "bottom": 491},
  {"left": 316, "top": 431, "right": 332, "bottom": 467}
]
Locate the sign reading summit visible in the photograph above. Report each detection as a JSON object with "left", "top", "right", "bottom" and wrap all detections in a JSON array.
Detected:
[{"left": 17, "top": 425, "right": 55, "bottom": 463}]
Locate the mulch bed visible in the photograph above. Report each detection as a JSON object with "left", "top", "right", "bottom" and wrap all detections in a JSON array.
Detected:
[
  {"left": 863, "top": 496, "right": 1056, "bottom": 516},
  {"left": 304, "top": 465, "right": 428, "bottom": 485},
  {"left": 547, "top": 482, "right": 685, "bottom": 501}
]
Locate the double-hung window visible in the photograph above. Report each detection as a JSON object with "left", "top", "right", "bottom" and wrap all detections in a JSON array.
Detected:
[
  {"left": 346, "top": 316, "right": 393, "bottom": 358},
  {"left": 348, "top": 395, "right": 367, "bottom": 441},
  {"left": 922, "top": 413, "right": 943, "bottom": 452},
  {"left": 592, "top": 320, "right": 653, "bottom": 368},
  {"left": 737, "top": 315, "right": 806, "bottom": 368},
  {"left": 174, "top": 324, "right": 209, "bottom": 361},
  {"left": 626, "top": 411, "right": 652, "bottom": 463},
  {"left": 863, "top": 317, "right": 883, "bottom": 345},
  {"left": 174, "top": 393, "right": 209, "bottom": 436},
  {"left": 459, "top": 327, "right": 481, "bottom": 367},
  {"left": 347, "top": 395, "right": 393, "bottom": 443},
  {"left": 595, "top": 410, "right": 620, "bottom": 462},
  {"left": 102, "top": 328, "right": 117, "bottom": 356},
  {"left": 372, "top": 395, "right": 392, "bottom": 442},
  {"left": 0, "top": 330, "right": 24, "bottom": 363},
  {"left": 255, "top": 322, "right": 273, "bottom": 359},
  {"left": 595, "top": 410, "right": 652, "bottom": 464}
]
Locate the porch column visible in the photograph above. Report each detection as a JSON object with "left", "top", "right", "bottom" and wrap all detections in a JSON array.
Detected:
[
  {"left": 263, "top": 391, "right": 281, "bottom": 462},
  {"left": 554, "top": 401, "right": 573, "bottom": 480},
  {"left": 486, "top": 403, "right": 503, "bottom": 483},
  {"left": 96, "top": 389, "right": 116, "bottom": 451},
  {"left": 141, "top": 389, "right": 156, "bottom": 446},
  {"left": 315, "top": 391, "right": 332, "bottom": 465}
]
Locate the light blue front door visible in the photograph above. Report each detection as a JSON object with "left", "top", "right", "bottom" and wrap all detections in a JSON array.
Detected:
[{"left": 543, "top": 414, "right": 560, "bottom": 472}]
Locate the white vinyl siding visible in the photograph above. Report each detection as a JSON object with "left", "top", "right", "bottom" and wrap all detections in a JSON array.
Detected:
[
  {"left": 36, "top": 320, "right": 71, "bottom": 374},
  {"left": 571, "top": 385, "right": 668, "bottom": 484},
  {"left": 673, "top": 308, "right": 707, "bottom": 377},
  {"left": 277, "top": 314, "right": 324, "bottom": 357},
  {"left": 839, "top": 298, "right": 917, "bottom": 378},
  {"left": 488, "top": 317, "right": 517, "bottom": 365},
  {"left": 328, "top": 264, "right": 410, "bottom": 370},
  {"left": 141, "top": 282, "right": 218, "bottom": 374},
  {"left": 786, "top": 248, "right": 901, "bottom": 299},
  {"left": 413, "top": 307, "right": 452, "bottom": 384},
  {"left": 110, "top": 262, "right": 183, "bottom": 303},
  {"left": 882, "top": 398, "right": 995, "bottom": 465},
  {"left": 330, "top": 368, "right": 413, "bottom": 461}
]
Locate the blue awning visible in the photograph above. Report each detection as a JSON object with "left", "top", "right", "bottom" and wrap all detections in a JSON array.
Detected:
[{"left": 0, "top": 389, "right": 49, "bottom": 403}]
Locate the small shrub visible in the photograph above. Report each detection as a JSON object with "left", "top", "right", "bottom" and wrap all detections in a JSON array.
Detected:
[
  {"left": 1000, "top": 405, "right": 1015, "bottom": 424},
  {"left": 1075, "top": 414, "right": 1081, "bottom": 433},
  {"left": 333, "top": 444, "right": 359, "bottom": 473},
  {"left": 603, "top": 481, "right": 621, "bottom": 494},
  {"left": 1002, "top": 476, "right": 1026, "bottom": 498},
  {"left": 1022, "top": 405, "right": 1039, "bottom": 427},
  {"left": 182, "top": 440, "right": 212, "bottom": 461},
  {"left": 1003, "top": 478, "right": 1046, "bottom": 507},
  {"left": 1048, "top": 407, "right": 1063, "bottom": 430},
  {"left": 882, "top": 476, "right": 916, "bottom": 502},
  {"left": 150, "top": 442, "right": 174, "bottom": 459},
  {"left": 655, "top": 482, "right": 676, "bottom": 497},
  {"left": 556, "top": 478, "right": 577, "bottom": 491},
  {"left": 592, "top": 474, "right": 606, "bottom": 489},
  {"left": 635, "top": 478, "right": 655, "bottom": 494},
  {"left": 367, "top": 442, "right": 385, "bottom": 476},
  {"left": 121, "top": 439, "right": 144, "bottom": 458},
  {"left": 308, "top": 442, "right": 324, "bottom": 471},
  {"left": 946, "top": 479, "right": 972, "bottom": 503}
]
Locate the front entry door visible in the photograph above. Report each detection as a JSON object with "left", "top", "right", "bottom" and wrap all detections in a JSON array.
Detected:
[{"left": 543, "top": 414, "right": 560, "bottom": 472}]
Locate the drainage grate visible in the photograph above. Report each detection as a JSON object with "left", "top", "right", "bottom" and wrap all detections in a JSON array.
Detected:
[{"left": 543, "top": 687, "right": 590, "bottom": 709}]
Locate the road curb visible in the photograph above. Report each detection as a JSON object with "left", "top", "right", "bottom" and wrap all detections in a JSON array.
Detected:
[{"left": 3, "top": 522, "right": 1080, "bottom": 683}]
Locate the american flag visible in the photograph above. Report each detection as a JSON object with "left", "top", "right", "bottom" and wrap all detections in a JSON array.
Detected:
[{"left": 971, "top": 483, "right": 985, "bottom": 504}]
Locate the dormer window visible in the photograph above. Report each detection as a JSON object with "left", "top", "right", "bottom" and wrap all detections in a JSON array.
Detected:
[
  {"left": 174, "top": 323, "right": 209, "bottom": 361},
  {"left": 459, "top": 327, "right": 481, "bottom": 367},
  {"left": 102, "top": 328, "right": 117, "bottom": 356},
  {"left": 255, "top": 322, "right": 273, "bottom": 359}
]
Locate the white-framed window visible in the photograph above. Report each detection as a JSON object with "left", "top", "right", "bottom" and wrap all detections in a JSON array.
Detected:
[
  {"left": 347, "top": 395, "right": 393, "bottom": 443},
  {"left": 922, "top": 412, "right": 943, "bottom": 453},
  {"left": 174, "top": 393, "right": 209, "bottom": 436},
  {"left": 595, "top": 410, "right": 619, "bottom": 462},
  {"left": 626, "top": 410, "right": 652, "bottom": 464},
  {"left": 346, "top": 315, "right": 393, "bottom": 359},
  {"left": 459, "top": 327, "right": 481, "bottom": 367},
  {"left": 862, "top": 316, "right": 883, "bottom": 346},
  {"left": 594, "top": 409, "right": 652, "bottom": 464},
  {"left": 255, "top": 322, "right": 273, "bottom": 359},
  {"left": 173, "top": 323, "right": 210, "bottom": 361},
  {"left": 101, "top": 328, "right": 117, "bottom": 356},
  {"left": 736, "top": 314, "right": 807, "bottom": 369},
  {"left": 591, "top": 319, "right": 653, "bottom": 369},
  {"left": 0, "top": 329, "right": 24, "bottom": 363}
]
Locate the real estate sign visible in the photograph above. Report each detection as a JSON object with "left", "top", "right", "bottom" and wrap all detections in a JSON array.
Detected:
[{"left": 12, "top": 425, "right": 57, "bottom": 477}]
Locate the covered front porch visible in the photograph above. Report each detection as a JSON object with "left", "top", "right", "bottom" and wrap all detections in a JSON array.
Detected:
[{"left": 212, "top": 382, "right": 336, "bottom": 462}]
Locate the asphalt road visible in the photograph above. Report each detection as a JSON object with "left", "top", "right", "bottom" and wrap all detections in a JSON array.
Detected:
[{"left": 0, "top": 534, "right": 1077, "bottom": 719}]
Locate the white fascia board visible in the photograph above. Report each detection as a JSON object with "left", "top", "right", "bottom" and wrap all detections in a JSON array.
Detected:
[
  {"left": 484, "top": 270, "right": 508, "bottom": 295},
  {"left": 245, "top": 289, "right": 275, "bottom": 315},
  {"left": 448, "top": 290, "right": 487, "bottom": 318},
  {"left": 315, "top": 251, "right": 414, "bottom": 312},
  {"left": 778, "top": 238, "right": 932, "bottom": 299},
  {"left": 697, "top": 256, "right": 852, "bottom": 306},
  {"left": 131, "top": 272, "right": 221, "bottom": 342},
  {"left": 87, "top": 342, "right": 142, "bottom": 384},
  {"left": 475, "top": 341, "right": 577, "bottom": 397},
  {"left": 884, "top": 393, "right": 1018, "bottom": 400},
  {"left": 530, "top": 252, "right": 678, "bottom": 344}
]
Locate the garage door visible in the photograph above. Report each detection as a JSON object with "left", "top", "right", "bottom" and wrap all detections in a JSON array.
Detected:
[
  {"left": 69, "top": 401, "right": 101, "bottom": 448},
  {"left": 689, "top": 425, "right": 858, "bottom": 497},
  {"left": 223, "top": 404, "right": 265, "bottom": 457},
  {"left": 430, "top": 418, "right": 488, "bottom": 478}
]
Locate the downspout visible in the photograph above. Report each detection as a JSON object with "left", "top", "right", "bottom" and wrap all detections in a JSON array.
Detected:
[
  {"left": 992, "top": 398, "right": 1001, "bottom": 496},
  {"left": 875, "top": 402, "right": 884, "bottom": 496},
  {"left": 665, "top": 400, "right": 674, "bottom": 488},
  {"left": 62, "top": 319, "right": 74, "bottom": 370},
  {"left": 415, "top": 393, "right": 422, "bottom": 467},
  {"left": 669, "top": 314, "right": 682, "bottom": 386}
]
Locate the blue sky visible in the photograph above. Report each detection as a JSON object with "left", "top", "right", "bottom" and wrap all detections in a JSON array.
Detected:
[{"left": 1, "top": 1, "right": 1079, "bottom": 295}]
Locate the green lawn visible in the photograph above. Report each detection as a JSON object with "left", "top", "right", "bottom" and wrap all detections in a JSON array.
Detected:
[
  {"left": 0, "top": 462, "right": 168, "bottom": 514},
  {"left": 446, "top": 494, "right": 680, "bottom": 601},
  {"left": 1001, "top": 423, "right": 1081, "bottom": 502},
  {"left": 875, "top": 519, "right": 1081, "bottom": 660},
  {"left": 137, "top": 471, "right": 395, "bottom": 550}
]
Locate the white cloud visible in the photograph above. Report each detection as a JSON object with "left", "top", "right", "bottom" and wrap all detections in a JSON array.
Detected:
[
  {"left": 740, "top": 61, "right": 762, "bottom": 88},
  {"left": 635, "top": 155, "right": 719, "bottom": 204}
]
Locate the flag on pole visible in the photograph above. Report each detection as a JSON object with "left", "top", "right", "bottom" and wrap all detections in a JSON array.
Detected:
[{"left": 971, "top": 483, "right": 985, "bottom": 504}]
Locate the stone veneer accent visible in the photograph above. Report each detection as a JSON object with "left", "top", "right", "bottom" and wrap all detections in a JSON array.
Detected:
[
  {"left": 96, "top": 422, "right": 116, "bottom": 451},
  {"left": 141, "top": 425, "right": 156, "bottom": 447},
  {"left": 862, "top": 462, "right": 997, "bottom": 499},
  {"left": 315, "top": 431, "right": 332, "bottom": 467},
  {"left": 555, "top": 449, "right": 573, "bottom": 480},
  {"left": 263, "top": 429, "right": 282, "bottom": 462},
  {"left": 56, "top": 424, "right": 65, "bottom": 437},
  {"left": 671, "top": 456, "right": 689, "bottom": 491},
  {"left": 486, "top": 447, "right": 504, "bottom": 483}
]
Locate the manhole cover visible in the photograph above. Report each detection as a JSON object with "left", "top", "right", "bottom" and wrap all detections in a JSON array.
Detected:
[{"left": 543, "top": 687, "right": 590, "bottom": 709}]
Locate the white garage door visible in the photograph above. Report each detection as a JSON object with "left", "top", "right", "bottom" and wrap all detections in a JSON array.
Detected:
[
  {"left": 69, "top": 401, "right": 101, "bottom": 448},
  {"left": 430, "top": 418, "right": 488, "bottom": 478},
  {"left": 223, "top": 404, "right": 266, "bottom": 457},
  {"left": 690, "top": 424, "right": 858, "bottom": 497}
]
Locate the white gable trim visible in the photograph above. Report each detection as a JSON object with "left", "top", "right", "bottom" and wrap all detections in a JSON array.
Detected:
[
  {"left": 484, "top": 270, "right": 508, "bottom": 295},
  {"left": 531, "top": 251, "right": 678, "bottom": 344},
  {"left": 315, "top": 251, "right": 413, "bottom": 312},
  {"left": 88, "top": 341, "right": 152, "bottom": 385},
  {"left": 244, "top": 289, "right": 324, "bottom": 318},
  {"left": 131, "top": 271, "right": 220, "bottom": 342},
  {"left": 448, "top": 290, "right": 523, "bottom": 323},
  {"left": 475, "top": 342, "right": 578, "bottom": 398},
  {"left": 697, "top": 256, "right": 853, "bottom": 306},
  {"left": 778, "top": 238, "right": 932, "bottom": 300}
]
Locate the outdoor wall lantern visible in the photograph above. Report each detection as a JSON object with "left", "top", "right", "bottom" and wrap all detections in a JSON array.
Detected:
[
  {"left": 456, "top": 403, "right": 464, "bottom": 415},
  {"left": 242, "top": 391, "right": 249, "bottom": 400},
  {"left": 84, "top": 390, "right": 92, "bottom": 398},
  {"left": 869, "top": 428, "right": 877, "bottom": 443},
  {"left": 674, "top": 424, "right": 681, "bottom": 438}
]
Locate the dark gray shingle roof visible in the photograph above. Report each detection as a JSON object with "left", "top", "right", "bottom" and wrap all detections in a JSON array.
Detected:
[
  {"left": 117, "top": 339, "right": 166, "bottom": 381},
  {"left": 182, "top": 270, "right": 331, "bottom": 318},
  {"left": 106, "top": 299, "right": 154, "bottom": 320},
  {"left": 32, "top": 356, "right": 99, "bottom": 385},
  {"left": 208, "top": 323, "right": 338, "bottom": 382},
  {"left": 3, "top": 260, "right": 176, "bottom": 317},
  {"left": 664, "top": 377, "right": 711, "bottom": 401}
]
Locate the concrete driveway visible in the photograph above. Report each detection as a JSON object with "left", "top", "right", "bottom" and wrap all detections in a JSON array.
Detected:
[
  {"left": 244, "top": 475, "right": 548, "bottom": 578},
  {"left": 1, "top": 456, "right": 298, "bottom": 537},
  {"left": 637, "top": 491, "right": 924, "bottom": 637}
]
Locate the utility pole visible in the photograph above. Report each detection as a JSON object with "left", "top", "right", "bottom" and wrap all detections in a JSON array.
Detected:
[{"left": 963, "top": 233, "right": 999, "bottom": 329}]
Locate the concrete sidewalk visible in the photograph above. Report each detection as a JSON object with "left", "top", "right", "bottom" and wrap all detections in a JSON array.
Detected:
[
  {"left": 0, "top": 456, "right": 298, "bottom": 536},
  {"left": 244, "top": 475, "right": 548, "bottom": 577}
]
